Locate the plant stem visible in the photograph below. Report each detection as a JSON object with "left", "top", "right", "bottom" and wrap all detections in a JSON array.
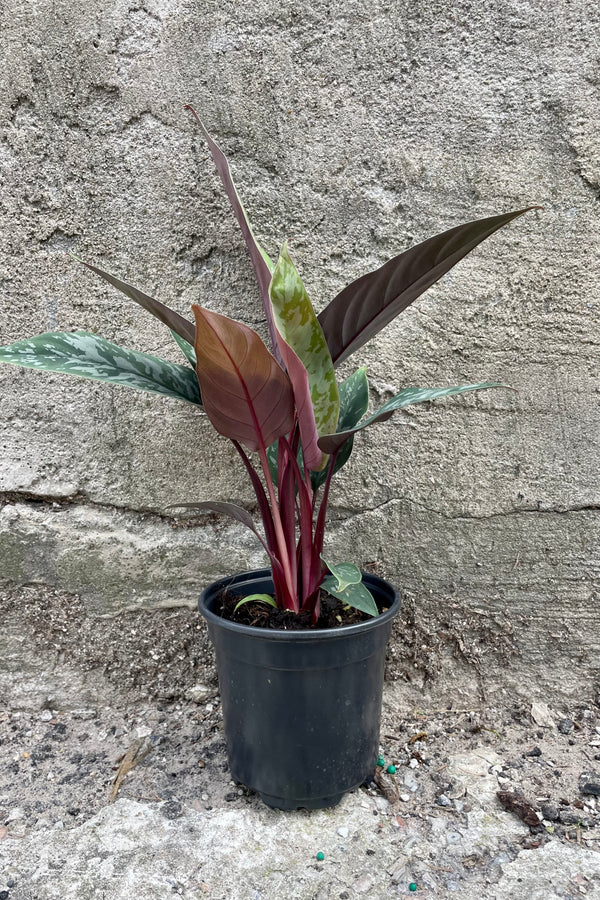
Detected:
[
  {"left": 232, "top": 441, "right": 277, "bottom": 554},
  {"left": 279, "top": 435, "right": 315, "bottom": 607},
  {"left": 257, "top": 443, "right": 298, "bottom": 612}
]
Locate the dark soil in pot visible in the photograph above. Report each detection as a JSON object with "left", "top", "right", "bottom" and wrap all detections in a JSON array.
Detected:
[
  {"left": 216, "top": 584, "right": 392, "bottom": 630},
  {"left": 199, "top": 568, "right": 401, "bottom": 811}
]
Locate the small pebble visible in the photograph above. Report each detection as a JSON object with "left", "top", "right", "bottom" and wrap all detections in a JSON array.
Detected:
[
  {"left": 387, "top": 764, "right": 396, "bottom": 774},
  {"left": 186, "top": 683, "right": 215, "bottom": 703},
  {"left": 377, "top": 756, "right": 385, "bottom": 767},
  {"left": 161, "top": 800, "right": 184, "bottom": 820},
  {"left": 559, "top": 810, "right": 589, "bottom": 827},
  {"left": 7, "top": 808, "right": 25, "bottom": 822},
  {"left": 579, "top": 772, "right": 600, "bottom": 797},
  {"left": 316, "top": 851, "right": 325, "bottom": 861},
  {"left": 72, "top": 708, "right": 98, "bottom": 721},
  {"left": 354, "top": 873, "right": 375, "bottom": 893},
  {"left": 558, "top": 718, "right": 574, "bottom": 735},
  {"left": 541, "top": 803, "right": 559, "bottom": 821},
  {"left": 337, "top": 826, "right": 349, "bottom": 838},
  {"left": 409, "top": 884, "right": 418, "bottom": 893}
]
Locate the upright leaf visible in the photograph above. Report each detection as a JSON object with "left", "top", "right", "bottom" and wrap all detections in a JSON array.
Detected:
[
  {"left": 318, "top": 207, "right": 540, "bottom": 366},
  {"left": 318, "top": 382, "right": 507, "bottom": 454},
  {"left": 311, "top": 366, "right": 369, "bottom": 490},
  {"left": 184, "top": 106, "right": 281, "bottom": 360},
  {"left": 191, "top": 305, "right": 294, "bottom": 452},
  {"left": 337, "top": 367, "right": 370, "bottom": 432},
  {"left": 0, "top": 331, "right": 201, "bottom": 404},
  {"left": 270, "top": 243, "right": 340, "bottom": 452},
  {"left": 275, "top": 338, "right": 322, "bottom": 471},
  {"left": 76, "top": 257, "right": 196, "bottom": 346},
  {"left": 171, "top": 330, "right": 197, "bottom": 367}
]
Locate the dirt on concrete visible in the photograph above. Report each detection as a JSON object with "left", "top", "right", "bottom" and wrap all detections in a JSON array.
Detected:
[{"left": 1, "top": 583, "right": 600, "bottom": 898}]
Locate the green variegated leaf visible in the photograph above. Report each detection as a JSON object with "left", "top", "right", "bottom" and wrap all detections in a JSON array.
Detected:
[
  {"left": 0, "top": 331, "right": 201, "bottom": 405},
  {"left": 233, "top": 593, "right": 278, "bottom": 614},
  {"left": 266, "top": 439, "right": 279, "bottom": 484},
  {"left": 270, "top": 244, "right": 340, "bottom": 449},
  {"left": 321, "top": 575, "right": 379, "bottom": 617},
  {"left": 171, "top": 330, "right": 197, "bottom": 368},
  {"left": 312, "top": 367, "right": 369, "bottom": 490},
  {"left": 319, "top": 382, "right": 507, "bottom": 454},
  {"left": 337, "top": 367, "right": 370, "bottom": 432},
  {"left": 322, "top": 559, "right": 362, "bottom": 592}
]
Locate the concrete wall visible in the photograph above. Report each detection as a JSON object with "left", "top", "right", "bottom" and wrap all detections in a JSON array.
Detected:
[{"left": 1, "top": 0, "right": 599, "bottom": 701}]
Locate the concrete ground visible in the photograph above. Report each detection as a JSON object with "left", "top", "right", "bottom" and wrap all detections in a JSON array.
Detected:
[{"left": 1, "top": 583, "right": 600, "bottom": 899}]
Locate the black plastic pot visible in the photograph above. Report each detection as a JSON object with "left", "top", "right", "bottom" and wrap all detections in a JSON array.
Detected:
[{"left": 199, "top": 568, "right": 401, "bottom": 810}]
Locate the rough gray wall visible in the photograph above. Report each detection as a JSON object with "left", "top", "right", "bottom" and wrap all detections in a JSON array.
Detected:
[{"left": 1, "top": 1, "right": 599, "bottom": 701}]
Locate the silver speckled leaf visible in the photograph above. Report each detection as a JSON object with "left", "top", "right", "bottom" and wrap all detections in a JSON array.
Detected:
[
  {"left": 0, "top": 331, "right": 201, "bottom": 405},
  {"left": 319, "top": 383, "right": 507, "bottom": 453}
]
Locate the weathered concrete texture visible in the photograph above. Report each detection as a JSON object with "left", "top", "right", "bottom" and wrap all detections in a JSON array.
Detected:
[
  {"left": 0, "top": 501, "right": 265, "bottom": 614},
  {"left": 1, "top": 0, "right": 600, "bottom": 696},
  {"left": 2, "top": 792, "right": 599, "bottom": 900},
  {"left": 2, "top": 583, "right": 600, "bottom": 898}
]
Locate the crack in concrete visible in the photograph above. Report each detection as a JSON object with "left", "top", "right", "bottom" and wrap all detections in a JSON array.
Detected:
[
  {"left": 335, "top": 495, "right": 600, "bottom": 524},
  {"left": 0, "top": 490, "right": 257, "bottom": 528},
  {"left": 2, "top": 491, "right": 599, "bottom": 530}
]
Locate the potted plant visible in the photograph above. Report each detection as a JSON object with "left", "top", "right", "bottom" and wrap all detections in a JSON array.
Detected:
[{"left": 0, "top": 108, "right": 538, "bottom": 809}]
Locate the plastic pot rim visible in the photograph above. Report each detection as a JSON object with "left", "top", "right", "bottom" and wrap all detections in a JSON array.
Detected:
[{"left": 198, "top": 567, "right": 401, "bottom": 643}]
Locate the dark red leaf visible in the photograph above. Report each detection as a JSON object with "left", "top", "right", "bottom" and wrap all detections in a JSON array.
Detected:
[
  {"left": 318, "top": 207, "right": 540, "bottom": 366},
  {"left": 191, "top": 305, "right": 294, "bottom": 452},
  {"left": 76, "top": 258, "right": 195, "bottom": 346}
]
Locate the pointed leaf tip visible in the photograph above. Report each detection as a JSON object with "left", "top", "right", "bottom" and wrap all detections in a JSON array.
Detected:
[
  {"left": 76, "top": 258, "right": 196, "bottom": 346},
  {"left": 0, "top": 331, "right": 201, "bottom": 404},
  {"left": 318, "top": 382, "right": 508, "bottom": 454},
  {"left": 185, "top": 108, "right": 281, "bottom": 361},
  {"left": 318, "top": 206, "right": 540, "bottom": 366},
  {"left": 321, "top": 575, "right": 379, "bottom": 617}
]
